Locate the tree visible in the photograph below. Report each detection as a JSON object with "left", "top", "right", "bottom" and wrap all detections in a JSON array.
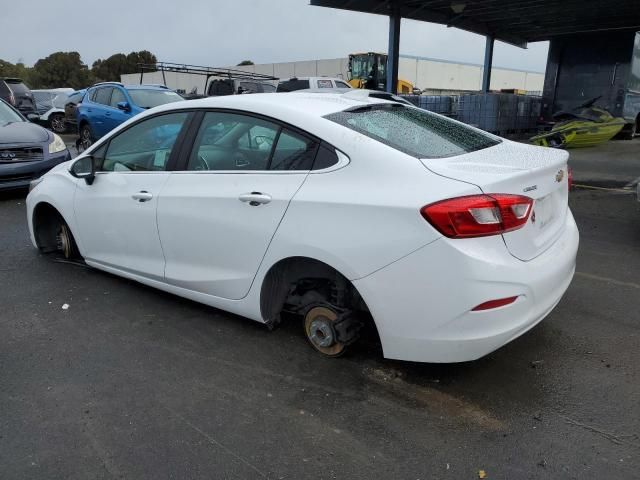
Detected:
[
  {"left": 0, "top": 60, "right": 36, "bottom": 86},
  {"left": 237, "top": 60, "right": 254, "bottom": 66},
  {"left": 31, "top": 52, "right": 93, "bottom": 89},
  {"left": 92, "top": 50, "right": 157, "bottom": 82}
]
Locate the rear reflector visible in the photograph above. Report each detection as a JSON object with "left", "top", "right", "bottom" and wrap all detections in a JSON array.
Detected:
[
  {"left": 567, "top": 166, "right": 573, "bottom": 190},
  {"left": 421, "top": 194, "right": 533, "bottom": 238},
  {"left": 472, "top": 296, "right": 518, "bottom": 311}
]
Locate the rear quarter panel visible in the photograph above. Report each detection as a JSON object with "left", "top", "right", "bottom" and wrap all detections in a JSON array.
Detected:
[{"left": 259, "top": 128, "right": 482, "bottom": 281}]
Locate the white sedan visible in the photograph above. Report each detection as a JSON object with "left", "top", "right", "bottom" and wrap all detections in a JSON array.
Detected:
[{"left": 26, "top": 90, "right": 579, "bottom": 363}]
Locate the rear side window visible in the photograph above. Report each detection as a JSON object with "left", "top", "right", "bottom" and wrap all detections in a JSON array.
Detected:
[
  {"left": 277, "top": 79, "right": 310, "bottom": 92},
  {"left": 93, "top": 87, "right": 112, "bottom": 105},
  {"left": 325, "top": 104, "right": 500, "bottom": 158},
  {"left": 269, "top": 130, "right": 317, "bottom": 170},
  {"left": 317, "top": 79, "right": 333, "bottom": 88},
  {"left": 312, "top": 145, "right": 340, "bottom": 170}
]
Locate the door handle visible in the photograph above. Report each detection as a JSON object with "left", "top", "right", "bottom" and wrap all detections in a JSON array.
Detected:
[
  {"left": 239, "top": 192, "right": 272, "bottom": 206},
  {"left": 132, "top": 191, "right": 153, "bottom": 202}
]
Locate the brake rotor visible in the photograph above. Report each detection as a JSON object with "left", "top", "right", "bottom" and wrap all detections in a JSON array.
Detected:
[
  {"left": 303, "top": 306, "right": 345, "bottom": 357},
  {"left": 57, "top": 224, "right": 72, "bottom": 259}
]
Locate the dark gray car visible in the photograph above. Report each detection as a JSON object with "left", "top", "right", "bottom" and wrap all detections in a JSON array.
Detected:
[
  {"left": 0, "top": 78, "right": 37, "bottom": 117},
  {"left": 0, "top": 99, "right": 71, "bottom": 191}
]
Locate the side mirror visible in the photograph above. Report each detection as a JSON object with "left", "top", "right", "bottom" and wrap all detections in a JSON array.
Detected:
[
  {"left": 27, "top": 113, "right": 40, "bottom": 122},
  {"left": 117, "top": 101, "right": 131, "bottom": 112},
  {"left": 70, "top": 155, "right": 96, "bottom": 185}
]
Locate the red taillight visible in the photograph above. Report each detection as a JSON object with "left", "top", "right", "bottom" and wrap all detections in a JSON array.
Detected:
[
  {"left": 567, "top": 166, "right": 573, "bottom": 190},
  {"left": 472, "top": 296, "right": 519, "bottom": 311},
  {"left": 421, "top": 194, "right": 533, "bottom": 238}
]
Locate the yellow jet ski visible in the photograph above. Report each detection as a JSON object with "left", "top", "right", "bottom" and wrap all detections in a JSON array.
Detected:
[{"left": 531, "top": 97, "right": 626, "bottom": 148}]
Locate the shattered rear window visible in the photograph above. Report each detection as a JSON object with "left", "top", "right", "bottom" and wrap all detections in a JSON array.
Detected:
[{"left": 325, "top": 104, "right": 500, "bottom": 158}]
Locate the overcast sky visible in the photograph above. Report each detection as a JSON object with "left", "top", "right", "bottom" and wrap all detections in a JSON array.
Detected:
[{"left": 0, "top": 0, "right": 548, "bottom": 72}]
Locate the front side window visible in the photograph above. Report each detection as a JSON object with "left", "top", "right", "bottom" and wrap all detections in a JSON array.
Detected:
[
  {"left": 335, "top": 80, "right": 350, "bottom": 88},
  {"left": 325, "top": 104, "right": 500, "bottom": 158},
  {"left": 110, "top": 88, "right": 126, "bottom": 108},
  {"left": 187, "top": 112, "right": 279, "bottom": 171},
  {"left": 100, "top": 112, "right": 188, "bottom": 172}
]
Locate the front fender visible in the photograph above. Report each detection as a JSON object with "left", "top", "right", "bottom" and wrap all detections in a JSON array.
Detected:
[{"left": 26, "top": 165, "right": 80, "bottom": 251}]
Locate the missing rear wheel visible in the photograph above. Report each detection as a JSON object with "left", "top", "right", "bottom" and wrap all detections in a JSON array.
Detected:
[{"left": 303, "top": 306, "right": 346, "bottom": 357}]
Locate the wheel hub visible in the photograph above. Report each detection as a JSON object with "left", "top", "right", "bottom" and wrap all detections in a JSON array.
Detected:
[
  {"left": 308, "top": 317, "right": 335, "bottom": 348},
  {"left": 303, "top": 306, "right": 345, "bottom": 357}
]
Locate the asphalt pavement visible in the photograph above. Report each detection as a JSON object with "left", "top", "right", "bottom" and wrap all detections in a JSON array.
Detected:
[{"left": 1, "top": 140, "right": 639, "bottom": 479}]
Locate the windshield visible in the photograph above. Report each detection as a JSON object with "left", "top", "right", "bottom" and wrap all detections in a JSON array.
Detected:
[
  {"left": 52, "top": 93, "right": 70, "bottom": 109},
  {"left": 325, "top": 104, "right": 500, "bottom": 158},
  {"left": 350, "top": 56, "right": 372, "bottom": 80},
  {"left": 6, "top": 80, "right": 30, "bottom": 94},
  {"left": 127, "top": 89, "right": 183, "bottom": 109},
  {"left": 0, "top": 100, "right": 25, "bottom": 125}
]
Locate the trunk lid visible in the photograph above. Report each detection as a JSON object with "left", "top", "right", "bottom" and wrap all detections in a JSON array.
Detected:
[{"left": 421, "top": 140, "right": 569, "bottom": 261}]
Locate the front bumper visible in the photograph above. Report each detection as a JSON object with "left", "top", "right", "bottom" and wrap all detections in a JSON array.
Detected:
[
  {"left": 353, "top": 209, "right": 579, "bottom": 363},
  {"left": 0, "top": 150, "right": 71, "bottom": 191}
]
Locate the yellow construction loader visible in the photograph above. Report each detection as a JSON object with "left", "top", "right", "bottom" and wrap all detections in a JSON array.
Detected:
[{"left": 347, "top": 52, "right": 415, "bottom": 94}]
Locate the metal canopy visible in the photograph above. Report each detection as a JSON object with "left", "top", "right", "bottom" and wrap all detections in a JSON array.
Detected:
[{"left": 310, "top": 0, "right": 640, "bottom": 48}]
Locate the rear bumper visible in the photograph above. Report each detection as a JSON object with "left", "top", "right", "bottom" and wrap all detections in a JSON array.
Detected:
[
  {"left": 353, "top": 209, "right": 579, "bottom": 363},
  {"left": 0, "top": 150, "right": 71, "bottom": 190}
]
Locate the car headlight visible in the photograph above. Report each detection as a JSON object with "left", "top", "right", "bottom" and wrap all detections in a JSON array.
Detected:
[{"left": 49, "top": 133, "right": 67, "bottom": 154}]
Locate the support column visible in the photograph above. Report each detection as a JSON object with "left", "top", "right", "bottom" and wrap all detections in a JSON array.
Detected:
[
  {"left": 386, "top": 3, "right": 401, "bottom": 93},
  {"left": 482, "top": 35, "right": 495, "bottom": 92}
]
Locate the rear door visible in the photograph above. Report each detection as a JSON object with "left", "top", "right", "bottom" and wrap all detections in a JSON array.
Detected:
[
  {"left": 157, "top": 110, "right": 318, "bottom": 300},
  {"left": 90, "top": 87, "right": 114, "bottom": 138}
]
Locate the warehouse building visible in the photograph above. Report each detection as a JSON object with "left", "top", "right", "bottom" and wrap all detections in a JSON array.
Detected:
[{"left": 120, "top": 55, "right": 544, "bottom": 95}]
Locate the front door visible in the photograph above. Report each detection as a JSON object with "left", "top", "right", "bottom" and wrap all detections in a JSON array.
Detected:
[
  {"left": 73, "top": 111, "right": 190, "bottom": 280},
  {"left": 158, "top": 110, "right": 319, "bottom": 300},
  {"left": 103, "top": 87, "right": 133, "bottom": 133}
]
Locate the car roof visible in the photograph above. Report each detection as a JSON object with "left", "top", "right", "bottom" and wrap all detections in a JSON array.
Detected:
[
  {"left": 89, "top": 83, "right": 171, "bottom": 91},
  {"left": 156, "top": 91, "right": 395, "bottom": 119},
  {"left": 278, "top": 77, "right": 346, "bottom": 82},
  {"left": 123, "top": 84, "right": 172, "bottom": 90}
]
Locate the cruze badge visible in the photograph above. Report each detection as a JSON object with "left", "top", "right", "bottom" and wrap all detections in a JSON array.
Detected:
[{"left": 555, "top": 170, "right": 564, "bottom": 182}]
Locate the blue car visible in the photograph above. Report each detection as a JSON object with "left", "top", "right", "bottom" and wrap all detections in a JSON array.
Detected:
[
  {"left": 0, "top": 98, "right": 71, "bottom": 191},
  {"left": 76, "top": 83, "right": 183, "bottom": 150}
]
